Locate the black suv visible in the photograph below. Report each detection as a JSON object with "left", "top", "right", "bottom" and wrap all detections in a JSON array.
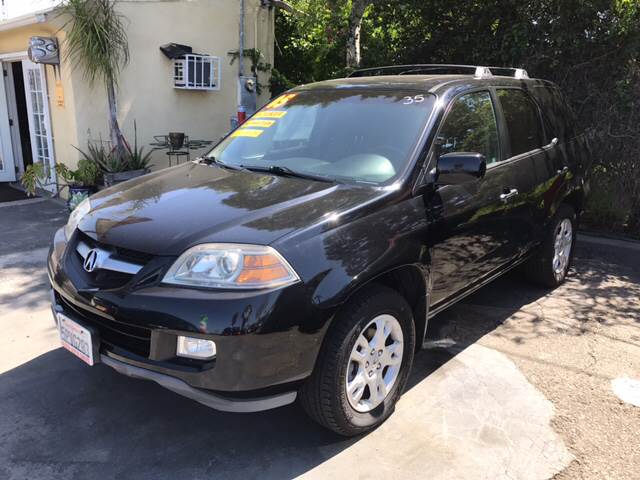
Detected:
[{"left": 48, "top": 64, "right": 591, "bottom": 436}]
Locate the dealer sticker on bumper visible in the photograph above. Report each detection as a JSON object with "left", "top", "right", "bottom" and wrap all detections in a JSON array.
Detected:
[{"left": 57, "top": 313, "right": 98, "bottom": 366}]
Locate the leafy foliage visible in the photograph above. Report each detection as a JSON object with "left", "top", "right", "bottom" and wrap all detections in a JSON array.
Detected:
[
  {"left": 228, "top": 48, "right": 272, "bottom": 95},
  {"left": 74, "top": 157, "right": 101, "bottom": 185},
  {"left": 58, "top": 0, "right": 129, "bottom": 87},
  {"left": 20, "top": 160, "right": 98, "bottom": 196},
  {"left": 274, "top": 0, "right": 640, "bottom": 236}
]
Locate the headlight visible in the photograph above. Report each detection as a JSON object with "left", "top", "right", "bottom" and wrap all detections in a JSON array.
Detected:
[
  {"left": 64, "top": 197, "right": 91, "bottom": 239},
  {"left": 162, "top": 243, "right": 300, "bottom": 290}
]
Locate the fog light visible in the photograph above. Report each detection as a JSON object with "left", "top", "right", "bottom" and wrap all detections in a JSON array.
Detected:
[{"left": 176, "top": 336, "right": 216, "bottom": 359}]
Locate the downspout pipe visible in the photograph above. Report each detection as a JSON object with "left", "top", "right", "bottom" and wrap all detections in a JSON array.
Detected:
[
  {"left": 235, "top": 0, "right": 246, "bottom": 124},
  {"left": 239, "top": 0, "right": 245, "bottom": 77}
]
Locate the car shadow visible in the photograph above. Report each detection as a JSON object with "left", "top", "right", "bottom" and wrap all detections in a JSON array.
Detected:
[
  {"left": 0, "top": 279, "right": 533, "bottom": 479},
  {"left": 1, "top": 245, "right": 637, "bottom": 479}
]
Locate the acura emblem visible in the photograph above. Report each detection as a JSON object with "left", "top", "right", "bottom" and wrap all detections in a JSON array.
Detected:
[{"left": 83, "top": 249, "right": 100, "bottom": 273}]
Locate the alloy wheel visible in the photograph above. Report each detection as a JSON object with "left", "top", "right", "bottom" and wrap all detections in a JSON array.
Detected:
[
  {"left": 345, "top": 314, "right": 404, "bottom": 413},
  {"left": 552, "top": 218, "right": 573, "bottom": 281}
]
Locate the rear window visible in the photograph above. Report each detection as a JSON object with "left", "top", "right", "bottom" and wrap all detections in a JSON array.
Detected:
[
  {"left": 208, "top": 89, "right": 435, "bottom": 184},
  {"left": 532, "top": 86, "right": 578, "bottom": 141},
  {"left": 497, "top": 89, "right": 545, "bottom": 156}
]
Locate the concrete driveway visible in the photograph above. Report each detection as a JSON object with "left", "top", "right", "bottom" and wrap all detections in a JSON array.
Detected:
[{"left": 0, "top": 199, "right": 638, "bottom": 480}]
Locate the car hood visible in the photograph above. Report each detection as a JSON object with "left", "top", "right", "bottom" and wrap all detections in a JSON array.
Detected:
[{"left": 78, "top": 163, "right": 380, "bottom": 256}]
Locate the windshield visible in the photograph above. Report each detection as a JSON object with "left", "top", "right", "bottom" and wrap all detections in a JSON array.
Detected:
[{"left": 207, "top": 89, "right": 435, "bottom": 185}]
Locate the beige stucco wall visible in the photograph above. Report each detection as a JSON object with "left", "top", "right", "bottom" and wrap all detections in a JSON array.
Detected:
[
  {"left": 0, "top": 0, "right": 275, "bottom": 194},
  {"left": 72, "top": 0, "right": 275, "bottom": 171}
]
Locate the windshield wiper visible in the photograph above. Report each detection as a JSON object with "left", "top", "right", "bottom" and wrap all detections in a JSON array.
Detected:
[
  {"left": 240, "top": 164, "right": 335, "bottom": 183},
  {"left": 196, "top": 156, "right": 246, "bottom": 171}
]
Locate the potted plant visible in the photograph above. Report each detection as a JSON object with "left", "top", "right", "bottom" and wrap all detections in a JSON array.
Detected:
[
  {"left": 21, "top": 158, "right": 100, "bottom": 211},
  {"left": 101, "top": 121, "right": 153, "bottom": 187},
  {"left": 89, "top": 143, "right": 129, "bottom": 187},
  {"left": 67, "top": 157, "right": 100, "bottom": 209}
]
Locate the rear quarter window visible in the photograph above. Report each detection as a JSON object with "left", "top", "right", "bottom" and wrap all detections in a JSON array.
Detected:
[
  {"left": 531, "top": 85, "right": 579, "bottom": 141},
  {"left": 497, "top": 89, "right": 545, "bottom": 157}
]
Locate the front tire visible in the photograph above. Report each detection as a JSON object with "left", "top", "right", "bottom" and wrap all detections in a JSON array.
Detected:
[
  {"left": 523, "top": 204, "right": 576, "bottom": 288},
  {"left": 300, "top": 285, "right": 415, "bottom": 436}
]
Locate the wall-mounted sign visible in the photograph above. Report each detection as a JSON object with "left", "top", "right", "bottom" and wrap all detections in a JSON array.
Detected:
[
  {"left": 55, "top": 80, "right": 64, "bottom": 107},
  {"left": 28, "top": 36, "right": 60, "bottom": 65}
]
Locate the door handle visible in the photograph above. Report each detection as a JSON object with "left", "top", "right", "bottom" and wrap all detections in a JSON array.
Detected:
[{"left": 499, "top": 188, "right": 519, "bottom": 203}]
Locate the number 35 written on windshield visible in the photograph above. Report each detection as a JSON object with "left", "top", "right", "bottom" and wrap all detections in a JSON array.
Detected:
[{"left": 403, "top": 95, "right": 426, "bottom": 104}]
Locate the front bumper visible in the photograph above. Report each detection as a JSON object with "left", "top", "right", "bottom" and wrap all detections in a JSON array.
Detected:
[
  {"left": 48, "top": 227, "right": 332, "bottom": 406},
  {"left": 101, "top": 354, "right": 297, "bottom": 412}
]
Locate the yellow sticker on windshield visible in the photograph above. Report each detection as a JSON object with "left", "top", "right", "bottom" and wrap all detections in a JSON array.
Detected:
[
  {"left": 245, "top": 119, "right": 276, "bottom": 128},
  {"left": 265, "top": 93, "right": 298, "bottom": 110},
  {"left": 254, "top": 110, "right": 287, "bottom": 119},
  {"left": 230, "top": 128, "right": 264, "bottom": 138}
]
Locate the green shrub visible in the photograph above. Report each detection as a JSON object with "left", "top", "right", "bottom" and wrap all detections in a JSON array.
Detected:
[{"left": 74, "top": 157, "right": 100, "bottom": 186}]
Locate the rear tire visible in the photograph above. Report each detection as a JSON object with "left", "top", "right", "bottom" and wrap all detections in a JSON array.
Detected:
[
  {"left": 300, "top": 285, "right": 415, "bottom": 436},
  {"left": 523, "top": 204, "right": 576, "bottom": 288}
]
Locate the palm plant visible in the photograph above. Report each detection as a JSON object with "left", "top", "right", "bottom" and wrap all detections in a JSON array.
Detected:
[{"left": 58, "top": 0, "right": 129, "bottom": 159}]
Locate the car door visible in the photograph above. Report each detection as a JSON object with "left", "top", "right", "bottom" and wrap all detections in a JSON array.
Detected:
[
  {"left": 494, "top": 88, "right": 552, "bottom": 252},
  {"left": 424, "top": 90, "right": 525, "bottom": 307}
]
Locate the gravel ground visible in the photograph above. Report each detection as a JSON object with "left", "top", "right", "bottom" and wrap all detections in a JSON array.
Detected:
[{"left": 431, "top": 241, "right": 640, "bottom": 479}]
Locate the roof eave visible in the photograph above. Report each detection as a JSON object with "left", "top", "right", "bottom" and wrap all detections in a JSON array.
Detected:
[{"left": 0, "top": 7, "right": 55, "bottom": 33}]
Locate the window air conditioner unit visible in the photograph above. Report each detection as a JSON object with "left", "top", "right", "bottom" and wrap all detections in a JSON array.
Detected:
[{"left": 174, "top": 54, "right": 221, "bottom": 91}]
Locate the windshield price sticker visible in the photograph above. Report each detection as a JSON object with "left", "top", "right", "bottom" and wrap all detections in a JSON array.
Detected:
[
  {"left": 245, "top": 119, "right": 276, "bottom": 128},
  {"left": 231, "top": 129, "right": 264, "bottom": 138},
  {"left": 265, "top": 93, "right": 297, "bottom": 110},
  {"left": 254, "top": 110, "right": 288, "bottom": 119}
]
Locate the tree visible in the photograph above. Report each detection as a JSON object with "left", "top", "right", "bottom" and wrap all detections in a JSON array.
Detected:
[
  {"left": 274, "top": 0, "right": 640, "bottom": 237},
  {"left": 58, "top": 0, "right": 129, "bottom": 159},
  {"left": 346, "top": 0, "right": 378, "bottom": 68},
  {"left": 277, "top": 0, "right": 378, "bottom": 72}
]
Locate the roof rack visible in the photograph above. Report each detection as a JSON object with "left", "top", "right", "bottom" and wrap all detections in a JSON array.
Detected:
[{"left": 348, "top": 64, "right": 529, "bottom": 80}]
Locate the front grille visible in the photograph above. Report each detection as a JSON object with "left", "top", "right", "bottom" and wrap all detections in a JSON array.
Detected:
[
  {"left": 77, "top": 231, "right": 154, "bottom": 264},
  {"left": 71, "top": 231, "right": 154, "bottom": 289},
  {"left": 114, "top": 244, "right": 155, "bottom": 265},
  {"left": 57, "top": 293, "right": 151, "bottom": 358}
]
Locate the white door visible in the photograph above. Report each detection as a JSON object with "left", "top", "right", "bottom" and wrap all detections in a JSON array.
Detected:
[
  {"left": 22, "top": 59, "right": 56, "bottom": 193},
  {"left": 4, "top": 64, "right": 25, "bottom": 176},
  {"left": 0, "top": 62, "right": 17, "bottom": 182}
]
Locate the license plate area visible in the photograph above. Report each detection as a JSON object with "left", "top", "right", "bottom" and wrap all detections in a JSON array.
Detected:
[{"left": 57, "top": 312, "right": 100, "bottom": 366}]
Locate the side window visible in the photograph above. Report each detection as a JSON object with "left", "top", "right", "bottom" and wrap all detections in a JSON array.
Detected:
[
  {"left": 497, "top": 89, "right": 545, "bottom": 156},
  {"left": 436, "top": 91, "right": 500, "bottom": 165}
]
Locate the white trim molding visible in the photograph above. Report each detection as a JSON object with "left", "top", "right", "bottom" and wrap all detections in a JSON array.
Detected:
[
  {"left": 0, "top": 51, "right": 28, "bottom": 61},
  {"left": 0, "top": 7, "right": 53, "bottom": 33}
]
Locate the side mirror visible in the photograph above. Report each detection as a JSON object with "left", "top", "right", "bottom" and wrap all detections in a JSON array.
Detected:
[{"left": 437, "top": 152, "right": 487, "bottom": 185}]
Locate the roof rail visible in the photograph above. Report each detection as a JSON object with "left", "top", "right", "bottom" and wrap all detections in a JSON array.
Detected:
[{"left": 348, "top": 64, "right": 529, "bottom": 79}]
